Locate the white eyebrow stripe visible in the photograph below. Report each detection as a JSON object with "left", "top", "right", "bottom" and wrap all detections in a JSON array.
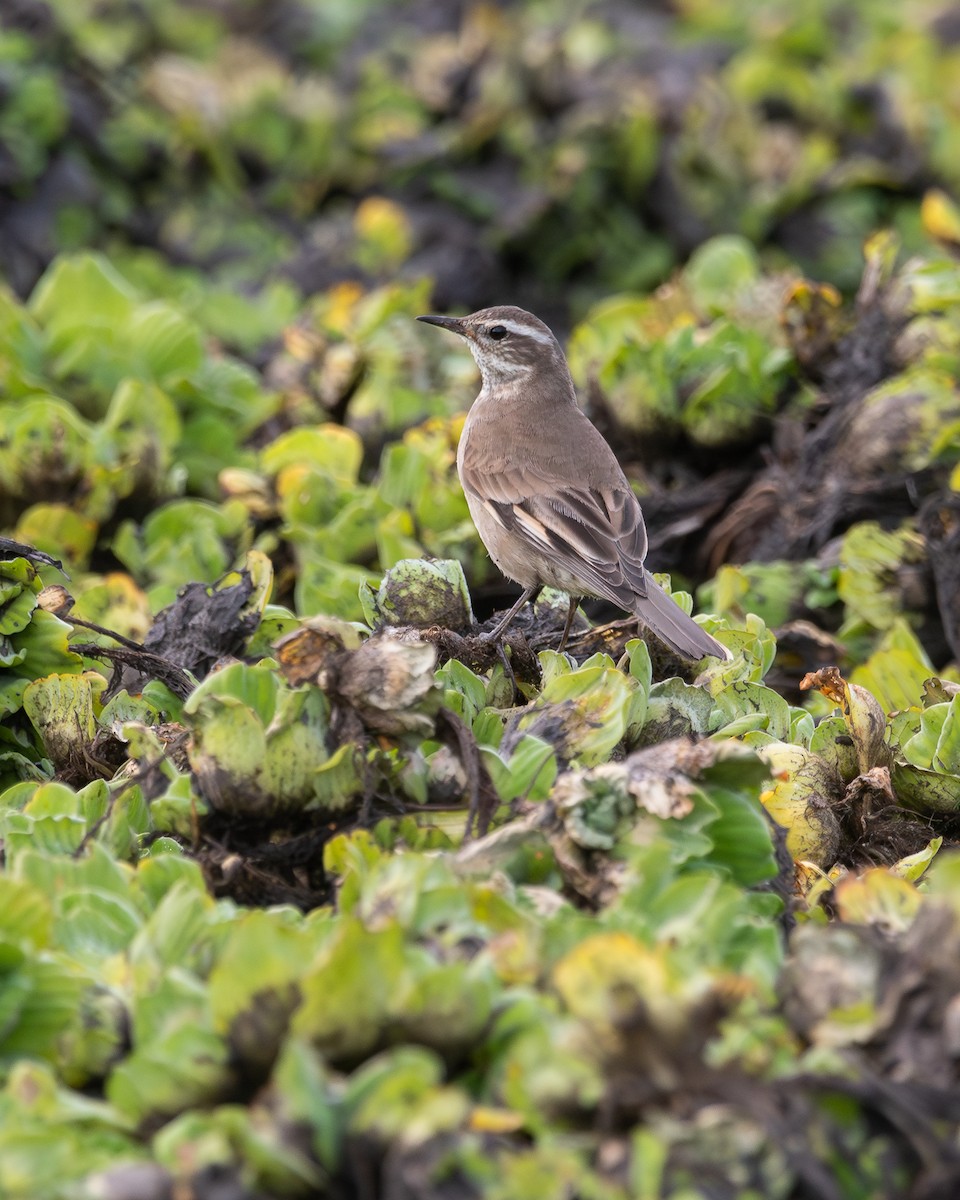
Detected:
[{"left": 485, "top": 319, "right": 555, "bottom": 345}]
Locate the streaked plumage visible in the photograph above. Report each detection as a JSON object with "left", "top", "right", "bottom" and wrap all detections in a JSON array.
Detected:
[{"left": 417, "top": 305, "right": 730, "bottom": 661}]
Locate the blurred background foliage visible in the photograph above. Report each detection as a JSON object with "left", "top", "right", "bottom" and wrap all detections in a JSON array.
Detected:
[
  {"left": 2, "top": 0, "right": 959, "bottom": 326},
  {"left": 3, "top": 0, "right": 960, "bottom": 639},
  {"left": 5, "top": 3, "right": 960, "bottom": 1198}
]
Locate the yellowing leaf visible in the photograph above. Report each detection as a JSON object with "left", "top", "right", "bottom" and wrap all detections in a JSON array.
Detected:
[
  {"left": 468, "top": 1106, "right": 526, "bottom": 1134},
  {"left": 922, "top": 188, "right": 960, "bottom": 245},
  {"left": 834, "top": 869, "right": 921, "bottom": 933}
]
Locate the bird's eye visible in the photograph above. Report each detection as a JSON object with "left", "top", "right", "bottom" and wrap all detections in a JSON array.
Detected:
[{"left": 488, "top": 325, "right": 508, "bottom": 340}]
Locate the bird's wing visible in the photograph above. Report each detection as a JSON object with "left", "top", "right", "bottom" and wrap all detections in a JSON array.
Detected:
[{"left": 459, "top": 454, "right": 649, "bottom": 605}]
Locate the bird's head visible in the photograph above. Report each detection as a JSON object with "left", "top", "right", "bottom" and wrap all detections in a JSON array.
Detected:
[{"left": 417, "top": 305, "right": 567, "bottom": 389}]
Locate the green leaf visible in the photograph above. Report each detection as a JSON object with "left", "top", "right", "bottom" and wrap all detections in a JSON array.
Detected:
[
  {"left": 208, "top": 911, "right": 319, "bottom": 1075},
  {"left": 480, "top": 736, "right": 557, "bottom": 804},
  {"left": 810, "top": 715, "right": 860, "bottom": 783},
  {"left": 22, "top": 672, "right": 102, "bottom": 770},
  {"left": 126, "top": 301, "right": 202, "bottom": 379},
  {"left": 0, "top": 876, "right": 52, "bottom": 953},
  {"left": 519, "top": 662, "right": 639, "bottom": 766},
  {"left": 362, "top": 557, "right": 474, "bottom": 630},
  {"left": 757, "top": 742, "right": 842, "bottom": 868},
  {"left": 313, "top": 741, "right": 364, "bottom": 810},
  {"left": 711, "top": 681, "right": 791, "bottom": 740},
  {"left": 838, "top": 522, "right": 927, "bottom": 631},
  {"left": 890, "top": 836, "right": 942, "bottom": 882},
  {"left": 892, "top": 762, "right": 960, "bottom": 814},
  {"left": 0, "top": 954, "right": 86, "bottom": 1061},
  {"left": 107, "top": 973, "right": 229, "bottom": 1126},
  {"left": 183, "top": 659, "right": 279, "bottom": 725},
  {"left": 29, "top": 252, "right": 137, "bottom": 341},
  {"left": 437, "top": 658, "right": 487, "bottom": 726},
  {"left": 637, "top": 677, "right": 715, "bottom": 745},
  {"left": 263, "top": 425, "right": 363, "bottom": 489},
  {"left": 693, "top": 786, "right": 778, "bottom": 887},
  {"left": 851, "top": 620, "right": 934, "bottom": 713},
  {"left": 14, "top": 503, "right": 98, "bottom": 570},
  {"left": 685, "top": 235, "right": 760, "bottom": 316},
  {"left": 902, "top": 695, "right": 960, "bottom": 775},
  {"left": 293, "top": 919, "right": 404, "bottom": 1062},
  {"left": 55, "top": 890, "right": 143, "bottom": 962},
  {"left": 269, "top": 1038, "right": 341, "bottom": 1172}
]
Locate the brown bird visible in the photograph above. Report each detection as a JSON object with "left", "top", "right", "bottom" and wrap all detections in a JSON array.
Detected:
[{"left": 417, "top": 305, "right": 730, "bottom": 661}]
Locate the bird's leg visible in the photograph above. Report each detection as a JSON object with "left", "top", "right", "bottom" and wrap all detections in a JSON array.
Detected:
[
  {"left": 557, "top": 595, "right": 581, "bottom": 653},
  {"left": 482, "top": 585, "right": 540, "bottom": 642}
]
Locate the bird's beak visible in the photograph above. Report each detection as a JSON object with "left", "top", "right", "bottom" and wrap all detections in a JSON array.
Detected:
[{"left": 417, "top": 314, "right": 471, "bottom": 339}]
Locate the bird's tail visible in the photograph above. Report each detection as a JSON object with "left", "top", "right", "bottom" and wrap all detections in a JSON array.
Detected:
[{"left": 634, "top": 570, "right": 732, "bottom": 661}]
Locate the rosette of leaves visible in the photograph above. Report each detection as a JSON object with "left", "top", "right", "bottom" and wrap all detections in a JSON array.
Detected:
[
  {"left": 20, "top": 671, "right": 104, "bottom": 779},
  {"left": 890, "top": 689, "right": 960, "bottom": 814},
  {"left": 509, "top": 650, "right": 646, "bottom": 770},
  {"left": 360, "top": 557, "right": 474, "bottom": 631},
  {"left": 3, "top": 253, "right": 279, "bottom": 515},
  {"left": 552, "top": 738, "right": 778, "bottom": 882},
  {"left": 0, "top": 394, "right": 93, "bottom": 531},
  {"left": 701, "top": 558, "right": 838, "bottom": 631},
  {"left": 894, "top": 247, "right": 960, "bottom": 372},
  {"left": 301, "top": 279, "right": 460, "bottom": 432},
  {"left": 0, "top": 558, "right": 84, "bottom": 785},
  {"left": 836, "top": 522, "right": 932, "bottom": 646},
  {"left": 825, "top": 628, "right": 960, "bottom": 819},
  {"left": 567, "top": 238, "right": 794, "bottom": 449},
  {"left": 182, "top": 660, "right": 362, "bottom": 817},
  {"left": 112, "top": 497, "right": 254, "bottom": 610}
]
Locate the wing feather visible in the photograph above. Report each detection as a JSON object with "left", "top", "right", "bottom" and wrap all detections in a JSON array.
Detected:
[
  {"left": 459, "top": 453, "right": 649, "bottom": 608},
  {"left": 458, "top": 411, "right": 729, "bottom": 660}
]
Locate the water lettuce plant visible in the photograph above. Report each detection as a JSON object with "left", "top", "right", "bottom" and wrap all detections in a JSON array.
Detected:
[{"left": 3, "top": 1, "right": 960, "bottom": 1191}]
